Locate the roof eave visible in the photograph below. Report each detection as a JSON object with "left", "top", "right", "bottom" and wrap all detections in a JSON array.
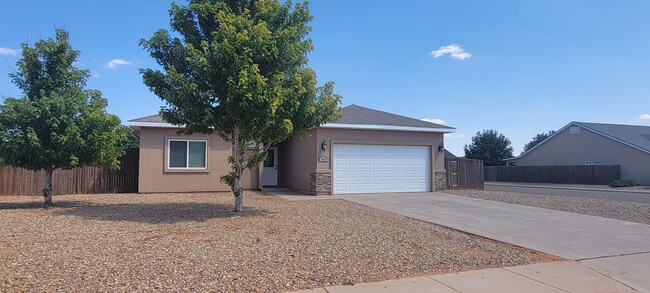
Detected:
[
  {"left": 128, "top": 121, "right": 456, "bottom": 133},
  {"left": 128, "top": 121, "right": 184, "bottom": 128},
  {"left": 319, "top": 123, "right": 456, "bottom": 133}
]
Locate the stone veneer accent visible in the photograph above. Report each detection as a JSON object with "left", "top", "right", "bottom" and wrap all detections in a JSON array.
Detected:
[
  {"left": 310, "top": 170, "right": 332, "bottom": 195},
  {"left": 434, "top": 170, "right": 447, "bottom": 190}
]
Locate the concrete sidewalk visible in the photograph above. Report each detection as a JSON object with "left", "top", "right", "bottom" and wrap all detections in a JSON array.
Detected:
[
  {"left": 291, "top": 261, "right": 635, "bottom": 293},
  {"left": 340, "top": 192, "right": 650, "bottom": 291}
]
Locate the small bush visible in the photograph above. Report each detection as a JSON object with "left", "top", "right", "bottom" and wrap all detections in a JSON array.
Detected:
[{"left": 609, "top": 179, "right": 635, "bottom": 188}]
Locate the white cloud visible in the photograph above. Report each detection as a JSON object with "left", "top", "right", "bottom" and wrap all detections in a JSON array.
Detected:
[
  {"left": 0, "top": 47, "right": 19, "bottom": 56},
  {"left": 445, "top": 133, "right": 467, "bottom": 138},
  {"left": 421, "top": 118, "right": 446, "bottom": 125},
  {"left": 92, "top": 72, "right": 101, "bottom": 78},
  {"left": 638, "top": 114, "right": 650, "bottom": 120},
  {"left": 431, "top": 44, "right": 472, "bottom": 60},
  {"left": 105, "top": 58, "right": 132, "bottom": 69}
]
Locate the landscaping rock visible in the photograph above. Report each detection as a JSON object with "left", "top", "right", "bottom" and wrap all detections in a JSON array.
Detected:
[
  {"left": 445, "top": 190, "right": 650, "bottom": 225},
  {"left": 0, "top": 192, "right": 544, "bottom": 292}
]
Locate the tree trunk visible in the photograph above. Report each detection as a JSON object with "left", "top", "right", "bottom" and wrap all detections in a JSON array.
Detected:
[
  {"left": 232, "top": 128, "right": 244, "bottom": 213},
  {"left": 233, "top": 171, "right": 243, "bottom": 212},
  {"left": 43, "top": 167, "right": 53, "bottom": 207}
]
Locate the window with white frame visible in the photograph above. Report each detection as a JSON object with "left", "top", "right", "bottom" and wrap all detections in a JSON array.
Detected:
[
  {"left": 569, "top": 126, "right": 581, "bottom": 135},
  {"left": 168, "top": 139, "right": 207, "bottom": 169},
  {"left": 585, "top": 161, "right": 603, "bottom": 166}
]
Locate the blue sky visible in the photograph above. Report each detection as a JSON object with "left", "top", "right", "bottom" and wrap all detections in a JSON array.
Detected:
[{"left": 1, "top": 1, "right": 650, "bottom": 155}]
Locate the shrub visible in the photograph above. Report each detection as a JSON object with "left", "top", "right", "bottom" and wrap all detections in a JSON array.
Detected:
[{"left": 609, "top": 179, "right": 635, "bottom": 188}]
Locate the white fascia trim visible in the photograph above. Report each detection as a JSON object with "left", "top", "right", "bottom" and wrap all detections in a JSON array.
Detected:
[
  {"left": 319, "top": 123, "right": 456, "bottom": 133},
  {"left": 127, "top": 121, "right": 184, "bottom": 128}
]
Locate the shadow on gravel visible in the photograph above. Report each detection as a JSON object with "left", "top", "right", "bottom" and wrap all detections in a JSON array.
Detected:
[
  {"left": 0, "top": 200, "right": 92, "bottom": 210},
  {"left": 54, "top": 202, "right": 271, "bottom": 224}
]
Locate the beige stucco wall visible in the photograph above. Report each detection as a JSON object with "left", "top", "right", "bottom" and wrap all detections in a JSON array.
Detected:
[
  {"left": 315, "top": 128, "right": 445, "bottom": 171},
  {"left": 138, "top": 127, "right": 259, "bottom": 193},
  {"left": 276, "top": 128, "right": 445, "bottom": 193},
  {"left": 277, "top": 129, "right": 317, "bottom": 193},
  {"left": 509, "top": 126, "right": 650, "bottom": 185}
]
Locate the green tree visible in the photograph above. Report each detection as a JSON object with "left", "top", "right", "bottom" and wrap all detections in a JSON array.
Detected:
[
  {"left": 118, "top": 125, "right": 140, "bottom": 149},
  {"left": 140, "top": 0, "right": 341, "bottom": 212},
  {"left": 522, "top": 130, "right": 555, "bottom": 153},
  {"left": 0, "top": 29, "right": 126, "bottom": 206},
  {"left": 464, "top": 129, "right": 513, "bottom": 166}
]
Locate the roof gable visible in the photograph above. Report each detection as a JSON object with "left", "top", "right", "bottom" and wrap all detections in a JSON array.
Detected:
[
  {"left": 574, "top": 122, "right": 650, "bottom": 153},
  {"left": 505, "top": 121, "right": 650, "bottom": 161}
]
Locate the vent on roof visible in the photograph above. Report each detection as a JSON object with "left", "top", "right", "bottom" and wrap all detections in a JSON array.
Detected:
[{"left": 569, "top": 127, "right": 581, "bottom": 135}]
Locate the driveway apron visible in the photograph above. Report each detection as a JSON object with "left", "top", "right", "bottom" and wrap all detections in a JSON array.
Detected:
[{"left": 340, "top": 192, "right": 650, "bottom": 292}]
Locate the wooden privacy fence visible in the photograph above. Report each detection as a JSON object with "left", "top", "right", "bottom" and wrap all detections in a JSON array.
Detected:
[
  {"left": 484, "top": 165, "right": 621, "bottom": 185},
  {"left": 445, "top": 158, "right": 484, "bottom": 190},
  {"left": 0, "top": 148, "right": 139, "bottom": 196}
]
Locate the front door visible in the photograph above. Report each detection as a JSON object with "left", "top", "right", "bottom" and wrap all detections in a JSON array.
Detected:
[{"left": 263, "top": 147, "right": 278, "bottom": 186}]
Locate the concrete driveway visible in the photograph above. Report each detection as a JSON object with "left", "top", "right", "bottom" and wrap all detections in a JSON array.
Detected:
[{"left": 340, "top": 192, "right": 650, "bottom": 292}]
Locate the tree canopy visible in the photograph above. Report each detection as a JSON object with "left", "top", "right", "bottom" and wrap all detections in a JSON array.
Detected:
[
  {"left": 464, "top": 129, "right": 514, "bottom": 166},
  {"left": 118, "top": 125, "right": 140, "bottom": 150},
  {"left": 0, "top": 29, "right": 126, "bottom": 205},
  {"left": 522, "top": 130, "right": 555, "bottom": 153},
  {"left": 140, "top": 0, "right": 341, "bottom": 211}
]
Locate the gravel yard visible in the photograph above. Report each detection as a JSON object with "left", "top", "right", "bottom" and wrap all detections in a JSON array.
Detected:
[
  {"left": 445, "top": 190, "right": 650, "bottom": 225},
  {"left": 1, "top": 192, "right": 548, "bottom": 292},
  {"left": 487, "top": 182, "right": 650, "bottom": 193}
]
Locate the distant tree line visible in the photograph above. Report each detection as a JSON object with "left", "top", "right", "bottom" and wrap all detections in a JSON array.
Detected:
[{"left": 464, "top": 129, "right": 556, "bottom": 166}]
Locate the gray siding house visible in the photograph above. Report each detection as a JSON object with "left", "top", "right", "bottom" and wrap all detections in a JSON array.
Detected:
[{"left": 504, "top": 122, "right": 650, "bottom": 185}]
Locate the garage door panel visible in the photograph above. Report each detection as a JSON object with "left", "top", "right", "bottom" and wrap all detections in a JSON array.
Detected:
[{"left": 333, "top": 144, "right": 431, "bottom": 194}]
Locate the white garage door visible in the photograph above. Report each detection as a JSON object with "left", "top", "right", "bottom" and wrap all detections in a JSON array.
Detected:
[{"left": 333, "top": 144, "right": 431, "bottom": 194}]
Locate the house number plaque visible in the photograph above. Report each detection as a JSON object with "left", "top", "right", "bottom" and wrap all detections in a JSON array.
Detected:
[{"left": 318, "top": 156, "right": 329, "bottom": 162}]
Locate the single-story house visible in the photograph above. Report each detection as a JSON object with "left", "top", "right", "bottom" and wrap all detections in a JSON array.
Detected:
[
  {"left": 128, "top": 105, "right": 456, "bottom": 195},
  {"left": 444, "top": 149, "right": 457, "bottom": 158},
  {"left": 504, "top": 121, "right": 650, "bottom": 185}
]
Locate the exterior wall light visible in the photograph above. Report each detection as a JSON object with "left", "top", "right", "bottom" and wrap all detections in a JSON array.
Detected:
[
  {"left": 321, "top": 140, "right": 328, "bottom": 151},
  {"left": 438, "top": 144, "right": 444, "bottom": 153}
]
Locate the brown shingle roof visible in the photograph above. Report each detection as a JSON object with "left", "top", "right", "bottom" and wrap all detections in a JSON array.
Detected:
[
  {"left": 129, "top": 104, "right": 455, "bottom": 130},
  {"left": 128, "top": 114, "right": 165, "bottom": 123},
  {"left": 337, "top": 105, "right": 453, "bottom": 129}
]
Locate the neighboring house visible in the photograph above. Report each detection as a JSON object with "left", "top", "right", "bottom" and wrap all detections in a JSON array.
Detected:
[
  {"left": 504, "top": 121, "right": 650, "bottom": 185},
  {"left": 128, "top": 105, "right": 455, "bottom": 195},
  {"left": 444, "top": 149, "right": 457, "bottom": 158}
]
